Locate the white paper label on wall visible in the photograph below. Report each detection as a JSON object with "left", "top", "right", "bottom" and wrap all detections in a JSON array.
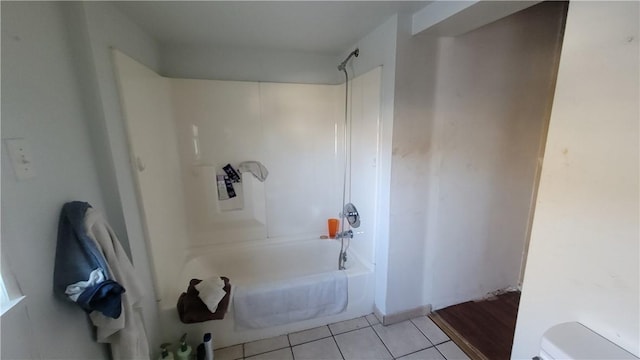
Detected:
[{"left": 5, "top": 138, "right": 36, "bottom": 180}]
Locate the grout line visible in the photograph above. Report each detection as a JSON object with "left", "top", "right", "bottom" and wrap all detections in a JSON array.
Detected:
[
  {"left": 433, "top": 341, "right": 451, "bottom": 360},
  {"left": 364, "top": 313, "right": 379, "bottom": 326},
  {"left": 290, "top": 334, "right": 334, "bottom": 348},
  {"left": 332, "top": 335, "right": 346, "bottom": 360},
  {"left": 330, "top": 323, "right": 372, "bottom": 337},
  {"left": 245, "top": 346, "right": 291, "bottom": 360},
  {"left": 409, "top": 317, "right": 433, "bottom": 344},
  {"left": 288, "top": 334, "right": 294, "bottom": 360},
  {"left": 409, "top": 317, "right": 438, "bottom": 347},
  {"left": 370, "top": 322, "right": 395, "bottom": 359},
  {"left": 244, "top": 341, "right": 290, "bottom": 358},
  {"left": 329, "top": 326, "right": 336, "bottom": 336},
  {"left": 239, "top": 317, "right": 376, "bottom": 359},
  {"left": 381, "top": 319, "right": 434, "bottom": 359},
  {"left": 421, "top": 314, "right": 453, "bottom": 345},
  {"left": 393, "top": 343, "right": 437, "bottom": 360}
]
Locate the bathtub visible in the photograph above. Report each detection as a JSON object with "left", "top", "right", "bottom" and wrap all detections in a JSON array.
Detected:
[{"left": 158, "top": 237, "right": 375, "bottom": 348}]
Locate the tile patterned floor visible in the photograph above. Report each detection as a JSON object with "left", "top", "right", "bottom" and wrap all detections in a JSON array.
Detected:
[{"left": 214, "top": 314, "right": 470, "bottom": 360}]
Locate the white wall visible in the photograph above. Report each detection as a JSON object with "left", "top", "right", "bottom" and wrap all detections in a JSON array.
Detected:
[
  {"left": 62, "top": 1, "right": 164, "bottom": 351},
  {"left": 384, "top": 13, "right": 440, "bottom": 315},
  {"left": 513, "top": 2, "right": 639, "bottom": 358},
  {"left": 424, "top": 2, "right": 566, "bottom": 310},
  {"left": 375, "top": 2, "right": 566, "bottom": 317},
  {"left": 160, "top": 44, "right": 342, "bottom": 84},
  {"left": 341, "top": 10, "right": 544, "bottom": 317},
  {"left": 1, "top": 2, "right": 108, "bottom": 358}
]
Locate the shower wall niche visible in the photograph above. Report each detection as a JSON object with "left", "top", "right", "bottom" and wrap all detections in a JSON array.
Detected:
[{"left": 113, "top": 50, "right": 381, "bottom": 301}]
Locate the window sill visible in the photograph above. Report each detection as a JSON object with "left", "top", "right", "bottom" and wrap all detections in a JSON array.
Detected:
[{"left": 0, "top": 295, "right": 26, "bottom": 317}]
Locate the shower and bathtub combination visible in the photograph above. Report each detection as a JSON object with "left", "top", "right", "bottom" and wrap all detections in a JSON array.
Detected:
[{"left": 113, "top": 48, "right": 382, "bottom": 347}]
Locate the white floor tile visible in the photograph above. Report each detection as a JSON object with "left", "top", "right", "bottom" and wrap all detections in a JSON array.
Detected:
[
  {"left": 411, "top": 316, "right": 450, "bottom": 345},
  {"left": 436, "top": 341, "right": 470, "bottom": 360},
  {"left": 292, "top": 337, "right": 343, "bottom": 360},
  {"left": 289, "top": 325, "right": 332, "bottom": 346},
  {"left": 397, "top": 347, "right": 446, "bottom": 360},
  {"left": 334, "top": 327, "right": 392, "bottom": 360},
  {"left": 329, "top": 316, "right": 370, "bottom": 335},
  {"left": 244, "top": 335, "right": 289, "bottom": 357},
  {"left": 372, "top": 321, "right": 432, "bottom": 358},
  {"left": 366, "top": 313, "right": 381, "bottom": 325},
  {"left": 245, "top": 347, "right": 293, "bottom": 360},
  {"left": 215, "top": 344, "right": 243, "bottom": 360}
]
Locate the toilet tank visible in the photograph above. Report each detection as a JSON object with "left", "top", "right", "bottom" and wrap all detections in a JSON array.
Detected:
[{"left": 539, "top": 322, "right": 638, "bottom": 360}]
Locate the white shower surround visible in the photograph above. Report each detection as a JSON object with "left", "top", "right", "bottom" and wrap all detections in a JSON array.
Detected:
[{"left": 113, "top": 50, "right": 381, "bottom": 346}]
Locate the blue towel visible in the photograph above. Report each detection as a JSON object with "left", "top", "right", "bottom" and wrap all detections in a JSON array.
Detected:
[{"left": 53, "top": 201, "right": 125, "bottom": 318}]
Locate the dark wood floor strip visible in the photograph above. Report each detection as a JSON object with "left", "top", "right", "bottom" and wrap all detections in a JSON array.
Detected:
[
  {"left": 429, "top": 312, "right": 487, "bottom": 360},
  {"left": 433, "top": 292, "right": 521, "bottom": 360}
]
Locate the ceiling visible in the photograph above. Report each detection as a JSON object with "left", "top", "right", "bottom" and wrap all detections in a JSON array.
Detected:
[{"left": 114, "top": 1, "right": 430, "bottom": 55}]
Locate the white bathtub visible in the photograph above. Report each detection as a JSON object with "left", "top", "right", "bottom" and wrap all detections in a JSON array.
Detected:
[{"left": 158, "top": 238, "right": 374, "bottom": 348}]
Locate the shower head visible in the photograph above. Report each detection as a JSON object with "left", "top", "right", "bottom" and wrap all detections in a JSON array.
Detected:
[{"left": 337, "top": 48, "right": 359, "bottom": 71}]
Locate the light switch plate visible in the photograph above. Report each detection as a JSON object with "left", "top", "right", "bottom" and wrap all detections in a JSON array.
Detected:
[{"left": 5, "top": 138, "right": 36, "bottom": 180}]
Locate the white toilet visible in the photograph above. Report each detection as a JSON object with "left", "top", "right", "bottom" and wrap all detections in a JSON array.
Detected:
[{"left": 538, "top": 322, "right": 638, "bottom": 360}]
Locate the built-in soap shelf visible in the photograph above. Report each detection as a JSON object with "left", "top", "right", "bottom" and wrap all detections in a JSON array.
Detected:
[
  {"left": 216, "top": 186, "right": 243, "bottom": 216},
  {"left": 192, "top": 165, "right": 266, "bottom": 227},
  {"left": 216, "top": 172, "right": 243, "bottom": 212}
]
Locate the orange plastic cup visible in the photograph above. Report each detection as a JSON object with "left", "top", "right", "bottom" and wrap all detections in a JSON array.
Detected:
[{"left": 328, "top": 218, "right": 339, "bottom": 238}]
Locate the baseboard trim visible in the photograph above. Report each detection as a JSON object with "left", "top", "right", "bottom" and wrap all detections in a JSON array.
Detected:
[
  {"left": 373, "top": 305, "right": 385, "bottom": 324},
  {"left": 374, "top": 304, "right": 432, "bottom": 326}
]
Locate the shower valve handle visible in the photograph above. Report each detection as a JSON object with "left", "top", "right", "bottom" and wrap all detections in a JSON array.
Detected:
[{"left": 335, "top": 230, "right": 353, "bottom": 239}]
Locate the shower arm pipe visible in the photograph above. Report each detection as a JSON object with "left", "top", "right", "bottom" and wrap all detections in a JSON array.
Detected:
[
  {"left": 337, "top": 48, "right": 358, "bottom": 270},
  {"left": 337, "top": 49, "right": 359, "bottom": 71}
]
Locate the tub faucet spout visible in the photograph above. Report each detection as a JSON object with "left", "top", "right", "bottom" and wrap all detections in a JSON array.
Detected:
[{"left": 335, "top": 229, "right": 353, "bottom": 240}]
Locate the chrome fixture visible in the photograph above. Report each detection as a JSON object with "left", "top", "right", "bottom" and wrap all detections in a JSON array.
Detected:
[
  {"left": 337, "top": 48, "right": 359, "bottom": 71},
  {"left": 341, "top": 202, "right": 360, "bottom": 228},
  {"left": 337, "top": 49, "right": 360, "bottom": 271},
  {"left": 335, "top": 229, "right": 353, "bottom": 240}
]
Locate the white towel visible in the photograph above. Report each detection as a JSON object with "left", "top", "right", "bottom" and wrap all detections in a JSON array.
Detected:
[
  {"left": 84, "top": 208, "right": 149, "bottom": 360},
  {"left": 238, "top": 161, "right": 269, "bottom": 182},
  {"left": 233, "top": 271, "right": 347, "bottom": 330},
  {"left": 195, "top": 277, "right": 227, "bottom": 313}
]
